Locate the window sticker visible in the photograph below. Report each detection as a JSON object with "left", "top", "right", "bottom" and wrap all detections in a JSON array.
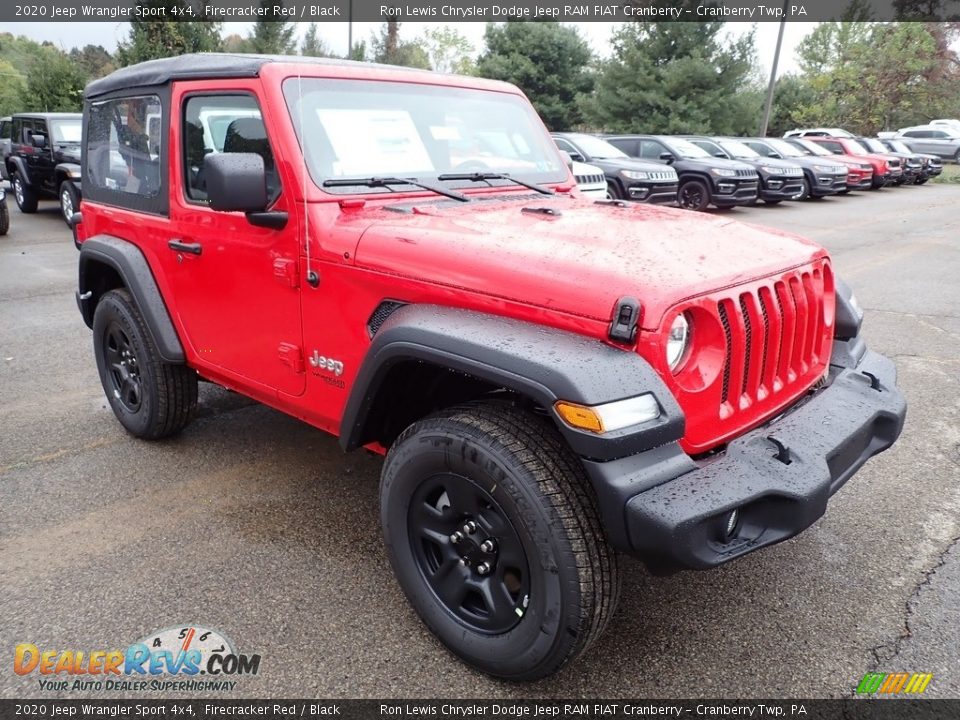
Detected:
[{"left": 316, "top": 109, "right": 434, "bottom": 176}]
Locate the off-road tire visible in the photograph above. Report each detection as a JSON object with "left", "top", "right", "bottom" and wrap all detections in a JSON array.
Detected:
[
  {"left": 915, "top": 176, "right": 929, "bottom": 185},
  {"left": 677, "top": 178, "right": 711, "bottom": 211},
  {"left": 0, "top": 199, "right": 9, "bottom": 235},
  {"left": 59, "top": 180, "right": 79, "bottom": 227},
  {"left": 93, "top": 288, "right": 197, "bottom": 439},
  {"left": 380, "top": 402, "right": 620, "bottom": 680},
  {"left": 12, "top": 172, "right": 38, "bottom": 213}
]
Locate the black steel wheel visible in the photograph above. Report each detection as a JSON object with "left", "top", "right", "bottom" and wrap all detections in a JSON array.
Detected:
[
  {"left": 12, "top": 173, "right": 38, "bottom": 213},
  {"left": 381, "top": 402, "right": 620, "bottom": 680},
  {"left": 677, "top": 178, "right": 710, "bottom": 211},
  {"left": 93, "top": 288, "right": 197, "bottom": 439},
  {"left": 103, "top": 321, "right": 143, "bottom": 413},
  {"left": 408, "top": 472, "right": 530, "bottom": 635}
]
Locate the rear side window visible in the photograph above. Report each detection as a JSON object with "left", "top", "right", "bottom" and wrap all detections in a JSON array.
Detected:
[
  {"left": 86, "top": 95, "right": 162, "bottom": 197},
  {"left": 819, "top": 141, "right": 843, "bottom": 153},
  {"left": 903, "top": 130, "right": 925, "bottom": 138},
  {"left": 639, "top": 140, "right": 666, "bottom": 159},
  {"left": 607, "top": 138, "right": 638, "bottom": 156},
  {"left": 182, "top": 94, "right": 280, "bottom": 205},
  {"left": 0, "top": 120, "right": 10, "bottom": 141}
]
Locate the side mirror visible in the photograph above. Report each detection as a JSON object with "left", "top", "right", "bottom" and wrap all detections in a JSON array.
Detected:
[
  {"left": 559, "top": 150, "right": 574, "bottom": 171},
  {"left": 569, "top": 151, "right": 586, "bottom": 163},
  {"left": 659, "top": 152, "right": 675, "bottom": 163},
  {"left": 713, "top": 151, "right": 726, "bottom": 158},
  {"left": 204, "top": 153, "right": 267, "bottom": 213},
  {"left": 31, "top": 134, "right": 47, "bottom": 149}
]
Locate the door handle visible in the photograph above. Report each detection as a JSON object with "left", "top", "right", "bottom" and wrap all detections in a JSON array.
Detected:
[{"left": 168, "top": 239, "right": 202, "bottom": 256}]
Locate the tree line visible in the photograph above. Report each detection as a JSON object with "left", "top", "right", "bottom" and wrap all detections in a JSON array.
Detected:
[{"left": 1, "top": 1, "right": 958, "bottom": 138}]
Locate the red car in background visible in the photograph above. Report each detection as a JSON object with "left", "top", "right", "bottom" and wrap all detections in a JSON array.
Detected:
[
  {"left": 805, "top": 136, "right": 901, "bottom": 189},
  {"left": 785, "top": 137, "right": 874, "bottom": 191}
]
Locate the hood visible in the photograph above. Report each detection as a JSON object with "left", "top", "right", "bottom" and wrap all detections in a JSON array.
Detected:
[
  {"left": 351, "top": 194, "right": 825, "bottom": 330},
  {"left": 593, "top": 157, "right": 676, "bottom": 174},
  {"left": 672, "top": 156, "right": 755, "bottom": 173},
  {"left": 786, "top": 156, "right": 846, "bottom": 171},
  {"left": 728, "top": 156, "right": 802, "bottom": 171}
]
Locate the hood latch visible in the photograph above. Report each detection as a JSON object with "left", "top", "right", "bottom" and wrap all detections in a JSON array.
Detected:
[{"left": 609, "top": 296, "right": 641, "bottom": 344}]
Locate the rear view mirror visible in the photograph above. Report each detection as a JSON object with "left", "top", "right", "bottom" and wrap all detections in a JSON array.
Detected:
[{"left": 204, "top": 153, "right": 267, "bottom": 213}]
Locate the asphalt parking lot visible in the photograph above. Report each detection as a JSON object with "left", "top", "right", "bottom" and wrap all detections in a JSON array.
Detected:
[{"left": 1, "top": 185, "right": 958, "bottom": 700}]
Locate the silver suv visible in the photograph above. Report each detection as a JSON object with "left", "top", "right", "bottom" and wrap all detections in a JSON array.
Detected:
[
  {"left": 895, "top": 125, "right": 960, "bottom": 161},
  {"left": 0, "top": 117, "right": 11, "bottom": 181}
]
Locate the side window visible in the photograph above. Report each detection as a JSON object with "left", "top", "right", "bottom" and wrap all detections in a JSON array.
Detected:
[
  {"left": 930, "top": 131, "right": 947, "bottom": 138},
  {"left": 182, "top": 94, "right": 279, "bottom": 205},
  {"left": 15, "top": 118, "right": 32, "bottom": 145},
  {"left": 0, "top": 120, "right": 10, "bottom": 141},
  {"left": 749, "top": 143, "right": 775, "bottom": 158},
  {"left": 86, "top": 95, "right": 162, "bottom": 197},
  {"left": 608, "top": 138, "right": 637, "bottom": 156},
  {"left": 820, "top": 141, "right": 842, "bottom": 153},
  {"left": 639, "top": 140, "right": 666, "bottom": 160},
  {"left": 553, "top": 137, "right": 577, "bottom": 154}
]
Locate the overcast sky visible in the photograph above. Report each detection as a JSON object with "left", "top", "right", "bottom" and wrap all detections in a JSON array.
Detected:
[{"left": 3, "top": 20, "right": 816, "bottom": 78}]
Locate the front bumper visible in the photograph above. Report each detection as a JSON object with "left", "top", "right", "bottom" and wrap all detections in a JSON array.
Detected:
[
  {"left": 713, "top": 178, "right": 759, "bottom": 206},
  {"left": 812, "top": 172, "right": 848, "bottom": 196},
  {"left": 760, "top": 176, "right": 804, "bottom": 200},
  {"left": 582, "top": 346, "right": 906, "bottom": 573},
  {"left": 627, "top": 181, "right": 679, "bottom": 204}
]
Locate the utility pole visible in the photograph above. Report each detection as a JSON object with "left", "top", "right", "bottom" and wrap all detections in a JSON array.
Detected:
[
  {"left": 759, "top": 0, "right": 790, "bottom": 137},
  {"left": 347, "top": 0, "right": 353, "bottom": 58}
]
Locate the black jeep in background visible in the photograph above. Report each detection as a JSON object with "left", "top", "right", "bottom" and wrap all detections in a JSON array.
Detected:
[
  {"left": 551, "top": 132, "right": 679, "bottom": 204},
  {"left": 5, "top": 113, "right": 83, "bottom": 225},
  {"left": 603, "top": 134, "right": 759, "bottom": 211}
]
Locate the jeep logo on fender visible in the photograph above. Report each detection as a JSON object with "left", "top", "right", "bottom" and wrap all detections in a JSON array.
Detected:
[{"left": 309, "top": 351, "right": 344, "bottom": 376}]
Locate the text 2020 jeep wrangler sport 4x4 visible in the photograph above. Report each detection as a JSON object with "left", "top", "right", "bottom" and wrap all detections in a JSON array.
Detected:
[{"left": 75, "top": 55, "right": 906, "bottom": 681}]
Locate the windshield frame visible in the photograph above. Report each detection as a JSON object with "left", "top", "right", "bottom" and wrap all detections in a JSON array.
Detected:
[{"left": 282, "top": 76, "right": 568, "bottom": 197}]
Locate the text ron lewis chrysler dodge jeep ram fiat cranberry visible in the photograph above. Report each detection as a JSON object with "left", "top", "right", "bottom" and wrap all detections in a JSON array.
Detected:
[{"left": 73, "top": 55, "right": 907, "bottom": 681}]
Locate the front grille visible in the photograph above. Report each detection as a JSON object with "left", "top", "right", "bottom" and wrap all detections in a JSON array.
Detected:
[
  {"left": 735, "top": 169, "right": 758, "bottom": 178},
  {"left": 783, "top": 167, "right": 804, "bottom": 177},
  {"left": 888, "top": 159, "right": 901, "bottom": 168},
  {"left": 648, "top": 171, "right": 678, "bottom": 181},
  {"left": 716, "top": 267, "right": 829, "bottom": 418},
  {"left": 575, "top": 173, "right": 605, "bottom": 185}
]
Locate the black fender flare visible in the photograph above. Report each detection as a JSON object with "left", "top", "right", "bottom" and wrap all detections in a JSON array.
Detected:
[
  {"left": 340, "top": 304, "right": 685, "bottom": 461},
  {"left": 7, "top": 155, "right": 30, "bottom": 184},
  {"left": 77, "top": 235, "right": 185, "bottom": 363},
  {"left": 677, "top": 170, "right": 716, "bottom": 197},
  {"left": 55, "top": 163, "right": 82, "bottom": 193}
]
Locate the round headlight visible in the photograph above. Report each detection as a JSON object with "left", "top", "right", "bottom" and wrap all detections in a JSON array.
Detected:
[{"left": 666, "top": 313, "right": 691, "bottom": 371}]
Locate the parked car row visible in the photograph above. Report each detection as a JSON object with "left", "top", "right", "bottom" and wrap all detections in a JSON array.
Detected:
[{"left": 561, "top": 129, "right": 942, "bottom": 212}]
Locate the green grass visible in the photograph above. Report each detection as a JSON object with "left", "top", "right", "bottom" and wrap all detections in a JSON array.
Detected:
[{"left": 932, "top": 163, "right": 960, "bottom": 184}]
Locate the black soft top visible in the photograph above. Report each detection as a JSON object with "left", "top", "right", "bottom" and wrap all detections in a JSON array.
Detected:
[{"left": 84, "top": 53, "right": 433, "bottom": 99}]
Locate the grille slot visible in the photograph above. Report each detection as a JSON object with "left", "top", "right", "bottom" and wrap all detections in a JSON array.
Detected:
[
  {"left": 739, "top": 295, "right": 753, "bottom": 399},
  {"left": 718, "top": 302, "right": 733, "bottom": 404}
]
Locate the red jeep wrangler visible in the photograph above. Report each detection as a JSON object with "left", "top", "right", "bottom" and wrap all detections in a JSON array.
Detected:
[{"left": 75, "top": 55, "right": 906, "bottom": 680}]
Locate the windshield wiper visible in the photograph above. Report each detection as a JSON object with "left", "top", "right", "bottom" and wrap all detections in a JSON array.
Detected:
[
  {"left": 437, "top": 172, "right": 554, "bottom": 196},
  {"left": 322, "top": 176, "right": 468, "bottom": 202}
]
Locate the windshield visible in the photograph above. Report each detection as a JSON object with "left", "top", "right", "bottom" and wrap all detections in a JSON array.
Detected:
[
  {"left": 51, "top": 119, "right": 81, "bottom": 143},
  {"left": 282, "top": 78, "right": 565, "bottom": 193},
  {"left": 843, "top": 139, "right": 870, "bottom": 155},
  {"left": 861, "top": 138, "right": 888, "bottom": 153},
  {"left": 794, "top": 139, "right": 832, "bottom": 156},
  {"left": 719, "top": 139, "right": 759, "bottom": 158},
  {"left": 765, "top": 138, "right": 803, "bottom": 157},
  {"left": 665, "top": 137, "right": 711, "bottom": 159},
  {"left": 566, "top": 134, "right": 627, "bottom": 159}
]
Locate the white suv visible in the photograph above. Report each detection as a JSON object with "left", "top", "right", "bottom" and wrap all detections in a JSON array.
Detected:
[{"left": 783, "top": 127, "right": 855, "bottom": 139}]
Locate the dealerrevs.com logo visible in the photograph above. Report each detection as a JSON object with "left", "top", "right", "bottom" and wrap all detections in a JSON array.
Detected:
[{"left": 14, "top": 625, "right": 261, "bottom": 692}]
